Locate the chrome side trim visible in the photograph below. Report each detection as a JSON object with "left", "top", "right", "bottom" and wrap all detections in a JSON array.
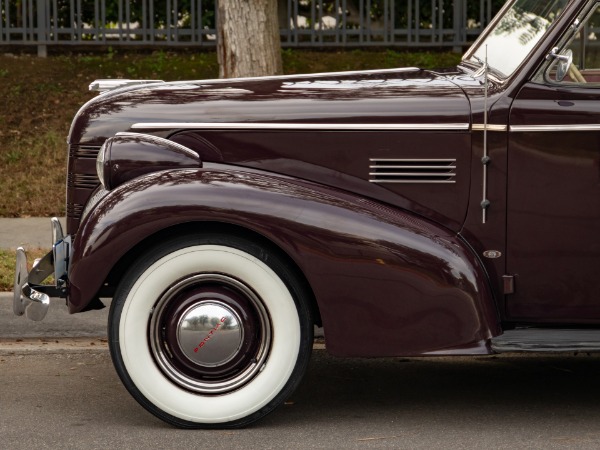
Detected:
[
  {"left": 472, "top": 124, "right": 507, "bottom": 132},
  {"left": 158, "top": 67, "right": 422, "bottom": 88},
  {"left": 91, "top": 68, "right": 422, "bottom": 95},
  {"left": 369, "top": 158, "right": 457, "bottom": 162},
  {"left": 131, "top": 122, "right": 470, "bottom": 131},
  {"left": 510, "top": 124, "right": 600, "bottom": 132},
  {"left": 369, "top": 172, "right": 455, "bottom": 177},
  {"left": 208, "top": 67, "right": 421, "bottom": 83},
  {"left": 371, "top": 180, "right": 456, "bottom": 184}
]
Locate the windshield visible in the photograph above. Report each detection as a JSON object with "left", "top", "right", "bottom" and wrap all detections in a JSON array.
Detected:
[{"left": 467, "top": 0, "right": 570, "bottom": 77}]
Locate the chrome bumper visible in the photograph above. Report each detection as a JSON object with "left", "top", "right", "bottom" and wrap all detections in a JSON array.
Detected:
[{"left": 13, "top": 217, "right": 71, "bottom": 321}]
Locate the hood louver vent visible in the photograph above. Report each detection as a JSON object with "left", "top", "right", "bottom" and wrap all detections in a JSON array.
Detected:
[{"left": 369, "top": 158, "right": 456, "bottom": 184}]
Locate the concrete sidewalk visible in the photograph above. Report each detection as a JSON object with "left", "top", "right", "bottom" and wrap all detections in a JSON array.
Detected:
[{"left": 0, "top": 217, "right": 64, "bottom": 249}]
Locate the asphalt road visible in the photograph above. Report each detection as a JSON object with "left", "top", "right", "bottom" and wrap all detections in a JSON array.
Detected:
[
  {"left": 5, "top": 276, "right": 600, "bottom": 448},
  {"left": 2, "top": 346, "right": 600, "bottom": 449}
]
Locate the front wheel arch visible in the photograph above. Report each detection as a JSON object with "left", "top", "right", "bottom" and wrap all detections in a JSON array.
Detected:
[{"left": 103, "top": 221, "right": 321, "bottom": 327}]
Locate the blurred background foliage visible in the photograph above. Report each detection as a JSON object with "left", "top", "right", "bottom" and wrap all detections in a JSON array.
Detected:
[{"left": 4, "top": 0, "right": 505, "bottom": 31}]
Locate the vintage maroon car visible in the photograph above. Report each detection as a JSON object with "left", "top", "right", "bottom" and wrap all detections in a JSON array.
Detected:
[{"left": 12, "top": 0, "right": 600, "bottom": 428}]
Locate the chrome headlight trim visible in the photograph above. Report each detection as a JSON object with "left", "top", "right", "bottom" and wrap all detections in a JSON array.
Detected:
[{"left": 96, "top": 140, "right": 109, "bottom": 189}]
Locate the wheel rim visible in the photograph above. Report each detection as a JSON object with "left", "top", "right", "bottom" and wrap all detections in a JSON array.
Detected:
[{"left": 149, "top": 273, "right": 272, "bottom": 394}]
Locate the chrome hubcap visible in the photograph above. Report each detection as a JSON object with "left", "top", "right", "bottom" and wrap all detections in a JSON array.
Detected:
[
  {"left": 176, "top": 301, "right": 243, "bottom": 367},
  {"left": 149, "top": 274, "right": 271, "bottom": 394}
]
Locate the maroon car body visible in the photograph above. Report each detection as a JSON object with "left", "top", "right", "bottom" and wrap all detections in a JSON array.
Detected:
[{"left": 13, "top": 0, "right": 600, "bottom": 428}]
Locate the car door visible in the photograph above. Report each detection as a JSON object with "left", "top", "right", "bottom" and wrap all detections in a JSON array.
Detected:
[{"left": 506, "top": 2, "right": 600, "bottom": 322}]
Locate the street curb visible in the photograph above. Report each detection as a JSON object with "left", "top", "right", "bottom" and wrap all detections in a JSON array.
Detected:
[
  {"left": 0, "top": 337, "right": 109, "bottom": 355},
  {"left": 0, "top": 339, "right": 327, "bottom": 355}
]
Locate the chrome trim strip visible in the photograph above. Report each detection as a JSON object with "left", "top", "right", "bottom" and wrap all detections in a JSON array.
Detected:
[
  {"left": 369, "top": 165, "right": 457, "bottom": 169},
  {"left": 131, "top": 122, "right": 471, "bottom": 131},
  {"left": 167, "top": 67, "right": 422, "bottom": 87},
  {"left": 369, "top": 172, "right": 455, "bottom": 177},
  {"left": 214, "top": 67, "right": 421, "bottom": 82},
  {"left": 472, "top": 124, "right": 507, "bottom": 132},
  {"left": 91, "top": 68, "right": 424, "bottom": 94},
  {"left": 369, "top": 158, "right": 456, "bottom": 162},
  {"left": 115, "top": 132, "right": 200, "bottom": 159},
  {"left": 510, "top": 124, "right": 600, "bottom": 132},
  {"left": 371, "top": 180, "right": 456, "bottom": 184}
]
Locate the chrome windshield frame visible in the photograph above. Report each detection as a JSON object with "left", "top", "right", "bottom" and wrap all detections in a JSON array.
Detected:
[{"left": 462, "top": 0, "right": 572, "bottom": 80}]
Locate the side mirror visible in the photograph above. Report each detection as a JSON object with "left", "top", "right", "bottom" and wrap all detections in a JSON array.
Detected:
[{"left": 548, "top": 47, "right": 573, "bottom": 82}]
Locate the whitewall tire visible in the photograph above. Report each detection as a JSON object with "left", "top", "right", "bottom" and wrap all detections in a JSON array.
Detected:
[{"left": 108, "top": 234, "right": 313, "bottom": 428}]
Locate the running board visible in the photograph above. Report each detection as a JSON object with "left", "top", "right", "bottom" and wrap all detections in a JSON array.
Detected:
[{"left": 491, "top": 328, "right": 600, "bottom": 353}]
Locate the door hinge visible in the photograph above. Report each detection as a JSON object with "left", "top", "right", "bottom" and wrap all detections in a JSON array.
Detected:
[{"left": 503, "top": 275, "right": 515, "bottom": 295}]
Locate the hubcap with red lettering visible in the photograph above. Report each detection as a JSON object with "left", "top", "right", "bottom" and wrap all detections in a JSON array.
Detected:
[{"left": 149, "top": 273, "right": 271, "bottom": 394}]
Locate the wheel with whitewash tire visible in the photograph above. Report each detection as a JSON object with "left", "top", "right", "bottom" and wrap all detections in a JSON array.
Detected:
[{"left": 108, "top": 234, "right": 313, "bottom": 428}]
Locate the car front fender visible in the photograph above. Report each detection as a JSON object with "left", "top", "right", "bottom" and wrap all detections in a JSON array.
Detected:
[{"left": 69, "top": 165, "right": 500, "bottom": 356}]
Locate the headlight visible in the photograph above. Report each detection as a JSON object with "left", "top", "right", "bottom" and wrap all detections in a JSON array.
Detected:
[{"left": 94, "top": 133, "right": 201, "bottom": 191}]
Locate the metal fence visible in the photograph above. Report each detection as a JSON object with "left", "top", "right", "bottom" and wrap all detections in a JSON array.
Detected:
[{"left": 0, "top": 0, "right": 501, "bottom": 55}]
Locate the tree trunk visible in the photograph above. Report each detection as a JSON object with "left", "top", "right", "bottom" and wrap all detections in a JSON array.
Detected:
[{"left": 217, "top": 0, "right": 283, "bottom": 78}]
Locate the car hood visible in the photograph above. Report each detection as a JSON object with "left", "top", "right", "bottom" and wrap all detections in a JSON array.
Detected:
[{"left": 69, "top": 68, "right": 471, "bottom": 145}]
